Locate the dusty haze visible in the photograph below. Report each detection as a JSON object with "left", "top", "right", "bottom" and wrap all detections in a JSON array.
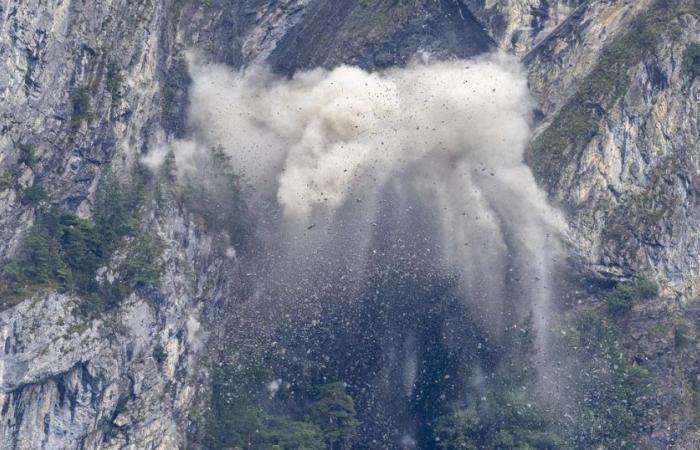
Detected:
[{"left": 146, "top": 52, "right": 565, "bottom": 335}]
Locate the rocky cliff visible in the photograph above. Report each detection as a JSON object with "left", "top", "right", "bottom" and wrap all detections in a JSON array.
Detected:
[{"left": 0, "top": 0, "right": 698, "bottom": 448}]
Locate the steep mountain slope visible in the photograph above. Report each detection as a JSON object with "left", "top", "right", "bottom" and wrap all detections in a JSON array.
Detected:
[
  {"left": 530, "top": 0, "right": 700, "bottom": 300},
  {"left": 0, "top": 1, "right": 227, "bottom": 447},
  {"left": 0, "top": 0, "right": 698, "bottom": 448}
]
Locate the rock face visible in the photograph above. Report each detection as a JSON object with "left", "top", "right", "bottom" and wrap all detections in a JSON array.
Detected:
[
  {"left": 0, "top": 2, "right": 237, "bottom": 447},
  {"left": 464, "top": 0, "right": 585, "bottom": 54},
  {"left": 0, "top": 0, "right": 699, "bottom": 448},
  {"left": 524, "top": 0, "right": 699, "bottom": 297}
]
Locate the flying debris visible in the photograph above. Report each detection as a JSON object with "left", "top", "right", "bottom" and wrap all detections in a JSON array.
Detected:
[{"left": 164, "top": 52, "right": 566, "bottom": 450}]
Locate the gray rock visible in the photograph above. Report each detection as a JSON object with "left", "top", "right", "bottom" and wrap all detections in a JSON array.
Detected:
[{"left": 1, "top": 0, "right": 698, "bottom": 447}]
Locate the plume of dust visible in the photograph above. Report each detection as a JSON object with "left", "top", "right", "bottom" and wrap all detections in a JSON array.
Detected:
[{"left": 147, "top": 51, "right": 566, "bottom": 336}]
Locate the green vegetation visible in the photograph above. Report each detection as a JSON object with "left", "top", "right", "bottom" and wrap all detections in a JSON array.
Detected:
[
  {"left": 181, "top": 147, "right": 256, "bottom": 254},
  {"left": 528, "top": 0, "right": 681, "bottom": 190},
  {"left": 307, "top": 382, "right": 359, "bottom": 449},
  {"left": 605, "top": 277, "right": 659, "bottom": 316},
  {"left": 190, "top": 274, "right": 662, "bottom": 449},
  {"left": 0, "top": 171, "right": 161, "bottom": 314},
  {"left": 0, "top": 143, "right": 39, "bottom": 198},
  {"left": 556, "top": 278, "right": 660, "bottom": 448},
  {"left": 683, "top": 42, "right": 700, "bottom": 79},
  {"left": 195, "top": 357, "right": 358, "bottom": 449},
  {"left": 350, "top": 0, "right": 417, "bottom": 39},
  {"left": 161, "top": 150, "right": 177, "bottom": 182},
  {"left": 435, "top": 286, "right": 659, "bottom": 450},
  {"left": 0, "top": 174, "right": 12, "bottom": 191},
  {"left": 152, "top": 343, "right": 167, "bottom": 365},
  {"left": 20, "top": 184, "right": 45, "bottom": 205},
  {"left": 435, "top": 405, "right": 562, "bottom": 450},
  {"left": 17, "top": 143, "right": 35, "bottom": 167},
  {"left": 191, "top": 325, "right": 359, "bottom": 450},
  {"left": 260, "top": 416, "right": 325, "bottom": 449},
  {"left": 562, "top": 306, "right": 657, "bottom": 448},
  {"left": 674, "top": 324, "right": 689, "bottom": 348},
  {"left": 70, "top": 86, "right": 91, "bottom": 128},
  {"left": 106, "top": 62, "right": 123, "bottom": 97},
  {"left": 434, "top": 314, "right": 563, "bottom": 449}
]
